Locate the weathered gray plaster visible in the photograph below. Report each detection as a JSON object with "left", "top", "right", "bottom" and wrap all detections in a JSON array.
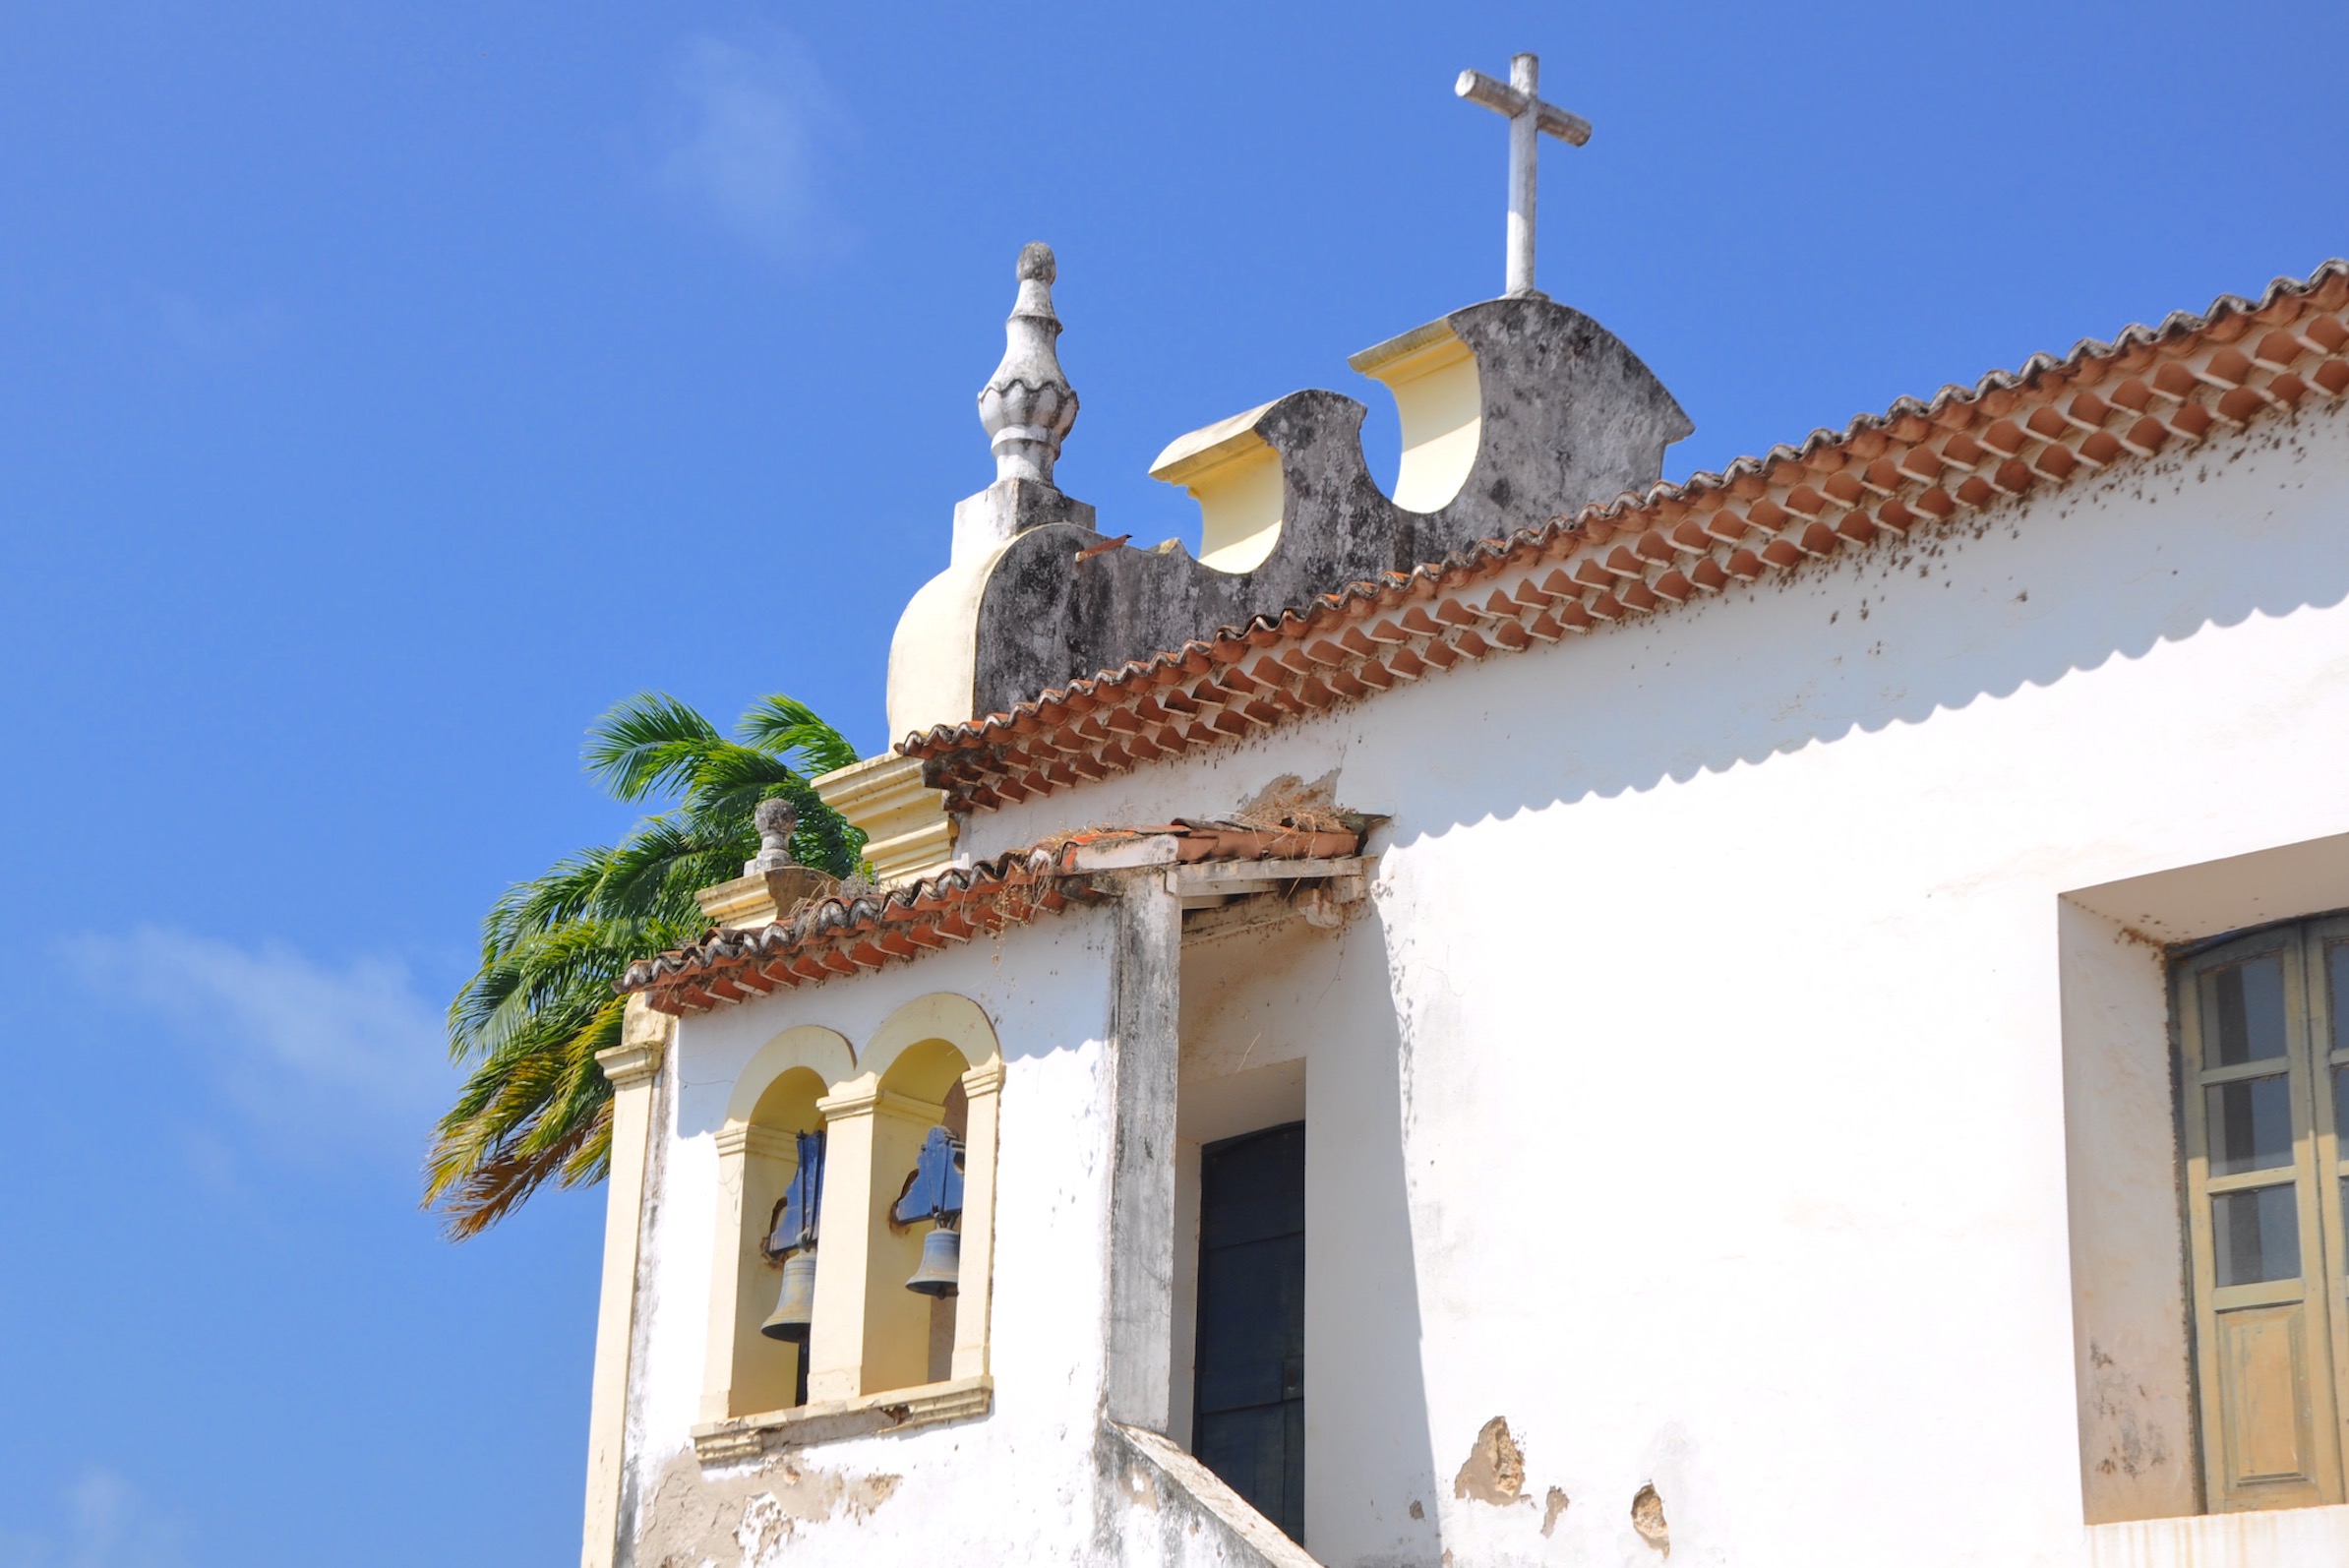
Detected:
[
  {"left": 1104, "top": 865, "right": 1183, "bottom": 1434},
  {"left": 1097, "top": 1421, "right": 1326, "bottom": 1568},
  {"left": 614, "top": 1037, "right": 677, "bottom": 1568},
  {"left": 961, "top": 295, "right": 1689, "bottom": 723}
]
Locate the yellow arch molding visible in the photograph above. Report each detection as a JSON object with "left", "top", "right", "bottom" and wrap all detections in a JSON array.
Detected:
[
  {"left": 860, "top": 994, "right": 1002, "bottom": 1090},
  {"left": 724, "top": 1025, "right": 857, "bottom": 1127}
]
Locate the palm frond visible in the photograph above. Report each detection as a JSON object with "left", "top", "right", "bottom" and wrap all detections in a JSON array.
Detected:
[
  {"left": 738, "top": 694, "right": 862, "bottom": 777},
  {"left": 431, "top": 688, "right": 871, "bottom": 1238},
  {"left": 428, "top": 1109, "right": 606, "bottom": 1239},
  {"left": 597, "top": 813, "right": 744, "bottom": 923},
  {"left": 583, "top": 692, "right": 725, "bottom": 803},
  {"left": 478, "top": 846, "right": 620, "bottom": 963},
  {"left": 672, "top": 744, "right": 804, "bottom": 833}
]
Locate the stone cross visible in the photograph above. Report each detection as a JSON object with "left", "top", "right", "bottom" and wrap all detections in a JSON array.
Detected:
[{"left": 1455, "top": 53, "right": 1591, "bottom": 300}]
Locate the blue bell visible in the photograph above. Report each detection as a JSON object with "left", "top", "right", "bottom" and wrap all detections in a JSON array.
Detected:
[
  {"left": 905, "top": 1226, "right": 960, "bottom": 1297},
  {"left": 760, "top": 1249, "right": 818, "bottom": 1341},
  {"left": 892, "top": 1124, "right": 967, "bottom": 1297}
]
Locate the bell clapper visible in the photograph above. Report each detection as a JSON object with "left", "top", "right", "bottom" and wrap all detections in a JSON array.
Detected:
[{"left": 892, "top": 1124, "right": 968, "bottom": 1297}]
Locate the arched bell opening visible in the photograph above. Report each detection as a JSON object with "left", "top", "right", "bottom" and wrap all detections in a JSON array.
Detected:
[
  {"left": 804, "top": 995, "right": 1004, "bottom": 1406},
  {"left": 743, "top": 1066, "right": 828, "bottom": 1410},
  {"left": 865, "top": 1037, "right": 973, "bottom": 1394},
  {"left": 702, "top": 1027, "right": 852, "bottom": 1423}
]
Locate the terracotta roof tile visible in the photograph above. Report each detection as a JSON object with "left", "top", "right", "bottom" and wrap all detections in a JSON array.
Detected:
[
  {"left": 619, "top": 820, "right": 1362, "bottom": 1014},
  {"left": 902, "top": 261, "right": 2349, "bottom": 814}
]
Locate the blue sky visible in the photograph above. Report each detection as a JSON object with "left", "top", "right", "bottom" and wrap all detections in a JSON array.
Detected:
[{"left": 0, "top": 2, "right": 2340, "bottom": 1562}]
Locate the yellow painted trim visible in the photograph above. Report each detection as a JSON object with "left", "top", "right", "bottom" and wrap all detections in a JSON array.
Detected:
[
  {"left": 693, "top": 867, "right": 837, "bottom": 931},
  {"left": 1346, "top": 317, "right": 1458, "bottom": 378},
  {"left": 713, "top": 1123, "right": 798, "bottom": 1163},
  {"left": 1149, "top": 404, "right": 1285, "bottom": 574},
  {"left": 1147, "top": 402, "right": 1276, "bottom": 486},
  {"left": 860, "top": 994, "right": 1001, "bottom": 1089},
  {"left": 804, "top": 1081, "right": 949, "bottom": 1402},
  {"left": 950, "top": 1055, "right": 1004, "bottom": 1383},
  {"left": 723, "top": 1025, "right": 856, "bottom": 1125},
  {"left": 813, "top": 754, "right": 958, "bottom": 885},
  {"left": 689, "top": 1375, "right": 993, "bottom": 1463},
  {"left": 581, "top": 999, "right": 671, "bottom": 1568},
  {"left": 1354, "top": 321, "right": 1481, "bottom": 515}
]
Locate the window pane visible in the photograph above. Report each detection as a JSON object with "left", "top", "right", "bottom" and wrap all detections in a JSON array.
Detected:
[
  {"left": 2210, "top": 954, "right": 2288, "bottom": 1065},
  {"left": 2207, "top": 1075, "right": 2295, "bottom": 1176},
  {"left": 2213, "top": 1184, "right": 2302, "bottom": 1286},
  {"left": 2330, "top": 943, "right": 2349, "bottom": 1056}
]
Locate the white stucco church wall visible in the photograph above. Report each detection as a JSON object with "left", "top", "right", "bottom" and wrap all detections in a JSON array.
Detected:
[
  {"left": 946, "top": 401, "right": 2349, "bottom": 1566},
  {"left": 581, "top": 191, "right": 2349, "bottom": 1563}
]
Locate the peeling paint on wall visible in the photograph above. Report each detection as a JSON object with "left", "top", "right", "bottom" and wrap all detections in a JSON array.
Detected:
[
  {"left": 1451, "top": 1416, "right": 1528, "bottom": 1506},
  {"left": 1631, "top": 1483, "right": 1670, "bottom": 1557},
  {"left": 635, "top": 1450, "right": 900, "bottom": 1568},
  {"left": 1540, "top": 1485, "right": 1569, "bottom": 1537}
]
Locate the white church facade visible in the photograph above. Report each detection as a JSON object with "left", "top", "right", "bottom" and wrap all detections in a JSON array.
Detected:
[{"left": 573, "top": 65, "right": 2349, "bottom": 1566}]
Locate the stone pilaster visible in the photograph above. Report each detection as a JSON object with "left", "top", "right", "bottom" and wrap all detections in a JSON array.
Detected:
[
  {"left": 1103, "top": 868, "right": 1183, "bottom": 1433},
  {"left": 950, "top": 1057, "right": 1006, "bottom": 1382},
  {"left": 580, "top": 998, "right": 670, "bottom": 1568},
  {"left": 698, "top": 1122, "right": 801, "bottom": 1423},
  {"left": 804, "top": 1082, "right": 948, "bottom": 1402}
]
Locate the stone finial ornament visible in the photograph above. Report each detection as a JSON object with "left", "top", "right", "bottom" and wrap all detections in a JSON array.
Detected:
[
  {"left": 978, "top": 243, "right": 1078, "bottom": 487},
  {"left": 696, "top": 794, "right": 834, "bottom": 929},
  {"left": 746, "top": 796, "right": 799, "bottom": 874}
]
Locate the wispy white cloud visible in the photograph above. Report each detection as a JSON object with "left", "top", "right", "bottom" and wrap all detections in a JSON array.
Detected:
[
  {"left": 0, "top": 1470, "right": 188, "bottom": 1568},
  {"left": 78, "top": 927, "right": 453, "bottom": 1166},
  {"left": 646, "top": 25, "right": 856, "bottom": 261}
]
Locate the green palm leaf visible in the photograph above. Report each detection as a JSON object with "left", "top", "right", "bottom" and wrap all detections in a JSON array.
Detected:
[
  {"left": 426, "top": 691, "right": 867, "bottom": 1238},
  {"left": 738, "top": 694, "right": 862, "bottom": 776},
  {"left": 582, "top": 692, "right": 725, "bottom": 803}
]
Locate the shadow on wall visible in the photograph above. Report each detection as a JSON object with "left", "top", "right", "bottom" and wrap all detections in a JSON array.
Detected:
[
  {"left": 1369, "top": 412, "right": 2349, "bottom": 841},
  {"left": 1313, "top": 908, "right": 1444, "bottom": 1563}
]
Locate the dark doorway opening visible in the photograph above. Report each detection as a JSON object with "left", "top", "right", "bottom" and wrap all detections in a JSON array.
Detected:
[{"left": 1191, "top": 1121, "right": 1305, "bottom": 1542}]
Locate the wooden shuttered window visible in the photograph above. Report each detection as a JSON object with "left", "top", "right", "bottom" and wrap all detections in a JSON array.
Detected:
[{"left": 2177, "top": 919, "right": 2349, "bottom": 1510}]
